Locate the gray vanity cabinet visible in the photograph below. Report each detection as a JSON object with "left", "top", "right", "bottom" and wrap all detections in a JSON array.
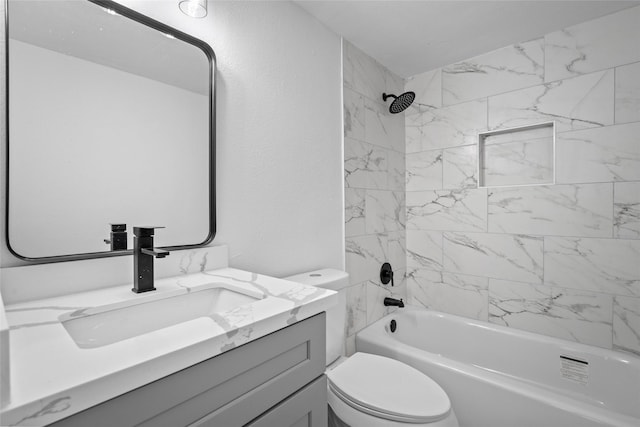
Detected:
[
  {"left": 244, "top": 376, "right": 327, "bottom": 427},
  {"left": 51, "top": 312, "right": 327, "bottom": 427}
]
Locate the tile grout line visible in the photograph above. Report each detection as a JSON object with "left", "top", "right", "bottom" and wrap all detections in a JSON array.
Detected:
[
  {"left": 384, "top": 228, "right": 640, "bottom": 242},
  {"left": 613, "top": 65, "right": 617, "bottom": 125},
  {"left": 438, "top": 61, "right": 640, "bottom": 110},
  {"left": 612, "top": 182, "right": 616, "bottom": 239},
  {"left": 610, "top": 293, "right": 615, "bottom": 350},
  {"left": 542, "top": 235, "right": 546, "bottom": 291},
  {"left": 408, "top": 263, "right": 638, "bottom": 298}
]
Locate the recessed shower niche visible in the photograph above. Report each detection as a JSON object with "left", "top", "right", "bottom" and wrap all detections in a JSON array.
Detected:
[{"left": 477, "top": 122, "right": 555, "bottom": 188}]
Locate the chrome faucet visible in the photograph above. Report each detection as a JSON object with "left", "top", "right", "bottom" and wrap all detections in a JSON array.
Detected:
[{"left": 132, "top": 226, "right": 170, "bottom": 293}]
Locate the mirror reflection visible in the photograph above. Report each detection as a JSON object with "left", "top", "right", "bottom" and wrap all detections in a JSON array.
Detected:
[{"left": 7, "top": 0, "right": 215, "bottom": 260}]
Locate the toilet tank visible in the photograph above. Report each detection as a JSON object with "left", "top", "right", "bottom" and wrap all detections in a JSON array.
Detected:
[{"left": 285, "top": 269, "right": 348, "bottom": 365}]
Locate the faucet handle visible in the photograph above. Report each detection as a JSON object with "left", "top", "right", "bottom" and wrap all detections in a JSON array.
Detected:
[
  {"left": 110, "top": 223, "right": 127, "bottom": 232},
  {"left": 133, "top": 226, "right": 165, "bottom": 237},
  {"left": 141, "top": 247, "right": 170, "bottom": 258},
  {"left": 105, "top": 223, "right": 127, "bottom": 250},
  {"left": 380, "top": 262, "right": 394, "bottom": 287}
]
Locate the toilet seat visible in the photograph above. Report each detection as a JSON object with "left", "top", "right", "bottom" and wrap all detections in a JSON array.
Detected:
[{"left": 326, "top": 352, "right": 452, "bottom": 424}]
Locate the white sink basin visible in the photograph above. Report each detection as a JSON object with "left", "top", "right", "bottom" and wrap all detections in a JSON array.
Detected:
[{"left": 60, "top": 284, "right": 263, "bottom": 349}]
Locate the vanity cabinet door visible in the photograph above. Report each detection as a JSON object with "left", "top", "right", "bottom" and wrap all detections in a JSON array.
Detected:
[
  {"left": 50, "top": 312, "right": 325, "bottom": 427},
  {"left": 244, "top": 375, "right": 327, "bottom": 427}
]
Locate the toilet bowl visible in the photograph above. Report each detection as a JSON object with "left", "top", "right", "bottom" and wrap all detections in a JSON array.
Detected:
[{"left": 285, "top": 269, "right": 459, "bottom": 427}]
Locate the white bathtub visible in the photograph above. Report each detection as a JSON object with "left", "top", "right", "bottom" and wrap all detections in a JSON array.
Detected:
[{"left": 356, "top": 307, "right": 640, "bottom": 427}]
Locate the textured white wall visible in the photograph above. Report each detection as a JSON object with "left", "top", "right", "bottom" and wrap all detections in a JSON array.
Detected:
[
  {"left": 197, "top": 1, "right": 344, "bottom": 277},
  {"left": 1, "top": 2, "right": 344, "bottom": 280}
]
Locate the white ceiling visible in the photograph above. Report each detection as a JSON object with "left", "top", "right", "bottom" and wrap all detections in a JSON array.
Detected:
[{"left": 296, "top": 0, "right": 640, "bottom": 78}]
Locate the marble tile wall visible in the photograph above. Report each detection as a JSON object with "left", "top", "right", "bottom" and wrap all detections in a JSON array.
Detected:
[
  {"left": 343, "top": 41, "right": 407, "bottom": 355},
  {"left": 404, "top": 6, "right": 640, "bottom": 356}
]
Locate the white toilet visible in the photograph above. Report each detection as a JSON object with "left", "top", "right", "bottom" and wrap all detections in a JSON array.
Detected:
[{"left": 286, "top": 269, "right": 459, "bottom": 427}]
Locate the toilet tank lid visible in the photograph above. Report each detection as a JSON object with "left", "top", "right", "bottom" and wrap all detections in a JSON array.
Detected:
[{"left": 284, "top": 269, "right": 349, "bottom": 291}]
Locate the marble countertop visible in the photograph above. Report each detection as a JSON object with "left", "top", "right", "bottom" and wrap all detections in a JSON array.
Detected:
[{"left": 0, "top": 267, "right": 336, "bottom": 426}]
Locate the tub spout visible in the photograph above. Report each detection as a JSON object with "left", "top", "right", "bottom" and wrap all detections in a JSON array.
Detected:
[{"left": 383, "top": 297, "right": 404, "bottom": 308}]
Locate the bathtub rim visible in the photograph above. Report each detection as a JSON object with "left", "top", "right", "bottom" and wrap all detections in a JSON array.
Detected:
[
  {"left": 365, "top": 305, "right": 640, "bottom": 364},
  {"left": 355, "top": 306, "right": 640, "bottom": 427}
]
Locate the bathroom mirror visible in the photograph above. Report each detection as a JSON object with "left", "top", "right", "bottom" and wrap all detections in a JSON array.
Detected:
[{"left": 5, "top": 0, "right": 216, "bottom": 261}]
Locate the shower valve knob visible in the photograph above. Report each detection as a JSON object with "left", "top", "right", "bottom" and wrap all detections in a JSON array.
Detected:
[{"left": 380, "top": 262, "right": 394, "bottom": 286}]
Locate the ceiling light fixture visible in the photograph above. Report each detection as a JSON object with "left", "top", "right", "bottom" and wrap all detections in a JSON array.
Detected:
[
  {"left": 179, "top": 0, "right": 207, "bottom": 18},
  {"left": 101, "top": 7, "right": 119, "bottom": 16}
]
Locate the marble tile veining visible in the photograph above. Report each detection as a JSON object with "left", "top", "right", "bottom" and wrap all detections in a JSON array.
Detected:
[
  {"left": 406, "top": 150, "right": 443, "bottom": 191},
  {"left": 365, "top": 190, "right": 403, "bottom": 234},
  {"left": 345, "top": 188, "right": 365, "bottom": 237},
  {"left": 489, "top": 279, "right": 613, "bottom": 347},
  {"left": 489, "top": 279, "right": 551, "bottom": 329},
  {"left": 406, "top": 188, "right": 487, "bottom": 232},
  {"left": 488, "top": 183, "right": 613, "bottom": 237},
  {"left": 394, "top": 191, "right": 406, "bottom": 230},
  {"left": 443, "top": 39, "right": 544, "bottom": 106},
  {"left": 387, "top": 150, "right": 406, "bottom": 191},
  {"left": 544, "top": 237, "right": 640, "bottom": 297},
  {"left": 615, "top": 61, "right": 640, "bottom": 124},
  {"left": 366, "top": 280, "right": 391, "bottom": 325},
  {"left": 405, "top": 68, "right": 442, "bottom": 109},
  {"left": 343, "top": 41, "right": 403, "bottom": 103},
  {"left": 488, "top": 70, "right": 614, "bottom": 133},
  {"left": 544, "top": 6, "right": 640, "bottom": 82},
  {"left": 406, "top": 229, "right": 443, "bottom": 271},
  {"left": 345, "top": 334, "right": 356, "bottom": 357},
  {"left": 614, "top": 182, "right": 640, "bottom": 239},
  {"left": 544, "top": 287, "right": 613, "bottom": 348},
  {"left": 388, "top": 231, "right": 407, "bottom": 272},
  {"left": 443, "top": 232, "right": 544, "bottom": 284},
  {"left": 408, "top": 269, "right": 488, "bottom": 321},
  {"left": 422, "top": 99, "right": 488, "bottom": 150},
  {"left": 556, "top": 123, "right": 640, "bottom": 184},
  {"left": 345, "top": 234, "right": 388, "bottom": 285},
  {"left": 613, "top": 296, "right": 640, "bottom": 355},
  {"left": 392, "top": 269, "right": 408, "bottom": 302},
  {"left": 443, "top": 144, "right": 477, "bottom": 190},
  {"left": 344, "top": 87, "right": 365, "bottom": 141},
  {"left": 346, "top": 282, "right": 367, "bottom": 336},
  {"left": 344, "top": 138, "right": 387, "bottom": 189},
  {"left": 365, "top": 97, "right": 405, "bottom": 152},
  {"left": 405, "top": 110, "right": 424, "bottom": 154}
]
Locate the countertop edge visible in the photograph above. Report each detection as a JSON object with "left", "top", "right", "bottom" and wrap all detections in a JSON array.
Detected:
[{"left": 0, "top": 268, "right": 337, "bottom": 426}]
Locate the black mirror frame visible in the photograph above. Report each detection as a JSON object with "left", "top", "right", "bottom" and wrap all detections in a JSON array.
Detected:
[{"left": 3, "top": 0, "right": 216, "bottom": 263}]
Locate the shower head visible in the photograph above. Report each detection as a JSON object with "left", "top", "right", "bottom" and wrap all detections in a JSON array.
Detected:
[{"left": 382, "top": 91, "right": 415, "bottom": 114}]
